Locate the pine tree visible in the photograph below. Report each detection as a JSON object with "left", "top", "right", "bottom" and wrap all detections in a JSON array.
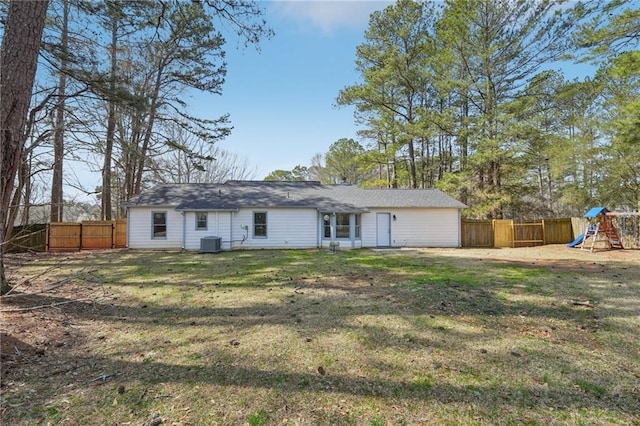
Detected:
[{"left": 1, "top": 0, "right": 49, "bottom": 293}]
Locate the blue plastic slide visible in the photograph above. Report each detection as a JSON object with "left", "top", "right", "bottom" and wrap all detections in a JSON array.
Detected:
[{"left": 567, "top": 233, "right": 585, "bottom": 248}]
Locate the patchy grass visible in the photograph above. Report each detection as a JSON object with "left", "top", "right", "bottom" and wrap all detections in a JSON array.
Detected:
[{"left": 1, "top": 247, "right": 639, "bottom": 425}]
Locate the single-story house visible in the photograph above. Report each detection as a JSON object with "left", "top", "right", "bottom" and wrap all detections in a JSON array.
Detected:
[{"left": 123, "top": 180, "right": 466, "bottom": 251}]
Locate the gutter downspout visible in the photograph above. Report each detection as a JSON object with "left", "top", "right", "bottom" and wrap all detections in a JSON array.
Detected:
[
  {"left": 350, "top": 213, "right": 355, "bottom": 248},
  {"left": 458, "top": 209, "right": 462, "bottom": 248},
  {"left": 317, "top": 209, "right": 321, "bottom": 248},
  {"left": 331, "top": 212, "right": 336, "bottom": 248},
  {"left": 182, "top": 211, "right": 186, "bottom": 250},
  {"left": 126, "top": 207, "right": 130, "bottom": 248}
]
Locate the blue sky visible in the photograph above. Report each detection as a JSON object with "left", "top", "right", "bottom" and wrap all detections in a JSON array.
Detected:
[
  {"left": 65, "top": 0, "right": 598, "bottom": 201},
  {"left": 192, "top": 1, "right": 393, "bottom": 178},
  {"left": 63, "top": 1, "right": 390, "bottom": 202},
  {"left": 195, "top": 0, "right": 599, "bottom": 179}
]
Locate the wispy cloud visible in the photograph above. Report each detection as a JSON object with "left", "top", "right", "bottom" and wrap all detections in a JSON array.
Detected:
[{"left": 270, "top": 1, "right": 392, "bottom": 35}]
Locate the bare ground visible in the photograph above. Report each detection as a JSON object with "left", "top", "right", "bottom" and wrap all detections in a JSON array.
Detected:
[{"left": 1, "top": 250, "right": 121, "bottom": 386}]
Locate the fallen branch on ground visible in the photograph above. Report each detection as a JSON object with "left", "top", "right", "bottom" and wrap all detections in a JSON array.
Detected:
[
  {"left": 0, "top": 296, "right": 101, "bottom": 313},
  {"left": 2, "top": 260, "right": 97, "bottom": 297},
  {"left": 136, "top": 387, "right": 149, "bottom": 405},
  {"left": 571, "top": 300, "right": 595, "bottom": 307},
  {"left": 1, "top": 277, "right": 75, "bottom": 298},
  {"left": 88, "top": 373, "right": 116, "bottom": 384}
]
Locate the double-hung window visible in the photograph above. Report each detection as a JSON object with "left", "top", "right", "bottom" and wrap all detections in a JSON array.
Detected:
[
  {"left": 152, "top": 212, "right": 167, "bottom": 239},
  {"left": 196, "top": 212, "right": 207, "bottom": 230},
  {"left": 336, "top": 213, "right": 350, "bottom": 238},
  {"left": 253, "top": 212, "right": 267, "bottom": 238}
]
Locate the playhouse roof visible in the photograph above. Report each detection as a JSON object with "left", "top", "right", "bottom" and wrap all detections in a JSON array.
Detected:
[{"left": 584, "top": 207, "right": 609, "bottom": 218}]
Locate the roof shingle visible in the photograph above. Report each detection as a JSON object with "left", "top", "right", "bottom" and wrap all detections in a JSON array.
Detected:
[{"left": 124, "top": 181, "right": 466, "bottom": 211}]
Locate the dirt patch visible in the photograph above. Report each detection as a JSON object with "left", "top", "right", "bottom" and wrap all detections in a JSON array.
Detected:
[
  {"left": 417, "top": 244, "right": 640, "bottom": 273},
  {"left": 1, "top": 251, "right": 118, "bottom": 389}
]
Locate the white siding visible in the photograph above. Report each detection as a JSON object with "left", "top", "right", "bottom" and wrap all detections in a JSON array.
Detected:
[
  {"left": 319, "top": 239, "right": 363, "bottom": 249},
  {"left": 183, "top": 211, "right": 234, "bottom": 251},
  {"left": 361, "top": 208, "right": 460, "bottom": 248},
  {"left": 232, "top": 208, "right": 319, "bottom": 249},
  {"left": 127, "top": 207, "right": 183, "bottom": 249},
  {"left": 128, "top": 205, "right": 461, "bottom": 250}
]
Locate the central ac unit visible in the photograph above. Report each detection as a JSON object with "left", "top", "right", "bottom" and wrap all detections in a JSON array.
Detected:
[{"left": 200, "top": 236, "right": 221, "bottom": 253}]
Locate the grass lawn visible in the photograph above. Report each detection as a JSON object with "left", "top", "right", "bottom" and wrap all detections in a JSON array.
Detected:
[{"left": 1, "top": 247, "right": 639, "bottom": 425}]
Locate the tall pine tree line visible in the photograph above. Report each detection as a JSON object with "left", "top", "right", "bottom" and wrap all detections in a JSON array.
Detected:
[{"left": 335, "top": 0, "right": 640, "bottom": 219}]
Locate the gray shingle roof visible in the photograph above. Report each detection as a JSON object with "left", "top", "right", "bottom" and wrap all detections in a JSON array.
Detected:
[{"left": 124, "top": 181, "right": 466, "bottom": 211}]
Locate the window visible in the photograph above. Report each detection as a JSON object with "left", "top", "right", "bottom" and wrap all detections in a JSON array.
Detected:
[
  {"left": 336, "top": 213, "right": 350, "bottom": 238},
  {"left": 323, "top": 213, "right": 331, "bottom": 238},
  {"left": 322, "top": 213, "right": 361, "bottom": 240},
  {"left": 196, "top": 212, "right": 207, "bottom": 230},
  {"left": 152, "top": 212, "right": 167, "bottom": 238},
  {"left": 253, "top": 212, "right": 267, "bottom": 238}
]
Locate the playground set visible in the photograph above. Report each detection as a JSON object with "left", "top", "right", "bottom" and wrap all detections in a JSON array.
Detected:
[{"left": 567, "top": 207, "right": 640, "bottom": 251}]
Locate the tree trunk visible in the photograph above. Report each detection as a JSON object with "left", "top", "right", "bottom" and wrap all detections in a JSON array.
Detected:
[
  {"left": 537, "top": 165, "right": 545, "bottom": 199},
  {"left": 20, "top": 152, "right": 33, "bottom": 226},
  {"left": 406, "top": 100, "right": 417, "bottom": 188},
  {"left": 102, "top": 11, "right": 118, "bottom": 221},
  {"left": 546, "top": 160, "right": 553, "bottom": 212},
  {"left": 7, "top": 153, "right": 29, "bottom": 235},
  {"left": 133, "top": 62, "right": 165, "bottom": 196},
  {"left": 122, "top": 112, "right": 143, "bottom": 203},
  {"left": 459, "top": 83, "right": 470, "bottom": 205},
  {"left": 0, "top": 0, "right": 49, "bottom": 295},
  {"left": 51, "top": 0, "right": 69, "bottom": 223}
]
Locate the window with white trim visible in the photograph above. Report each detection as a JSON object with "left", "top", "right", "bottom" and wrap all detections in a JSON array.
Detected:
[
  {"left": 253, "top": 212, "right": 267, "bottom": 238},
  {"left": 152, "top": 212, "right": 167, "bottom": 238},
  {"left": 196, "top": 212, "right": 207, "bottom": 230},
  {"left": 336, "top": 213, "right": 350, "bottom": 238}
]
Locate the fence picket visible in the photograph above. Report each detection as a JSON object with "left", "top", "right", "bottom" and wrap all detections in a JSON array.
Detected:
[
  {"left": 9, "top": 217, "right": 582, "bottom": 251},
  {"left": 461, "top": 218, "right": 574, "bottom": 248},
  {"left": 48, "top": 220, "right": 126, "bottom": 251}
]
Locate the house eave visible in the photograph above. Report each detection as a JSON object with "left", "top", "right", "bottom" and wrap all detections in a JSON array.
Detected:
[
  {"left": 124, "top": 204, "right": 179, "bottom": 209},
  {"left": 177, "top": 208, "right": 240, "bottom": 212}
]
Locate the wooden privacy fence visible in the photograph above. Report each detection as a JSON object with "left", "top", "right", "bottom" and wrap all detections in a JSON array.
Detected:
[
  {"left": 6, "top": 224, "right": 48, "bottom": 253},
  {"left": 461, "top": 220, "right": 494, "bottom": 247},
  {"left": 462, "top": 218, "right": 574, "bottom": 248},
  {"left": 48, "top": 220, "right": 126, "bottom": 252}
]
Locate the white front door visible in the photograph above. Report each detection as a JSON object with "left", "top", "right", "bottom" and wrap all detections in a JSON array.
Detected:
[{"left": 376, "top": 213, "right": 391, "bottom": 247}]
